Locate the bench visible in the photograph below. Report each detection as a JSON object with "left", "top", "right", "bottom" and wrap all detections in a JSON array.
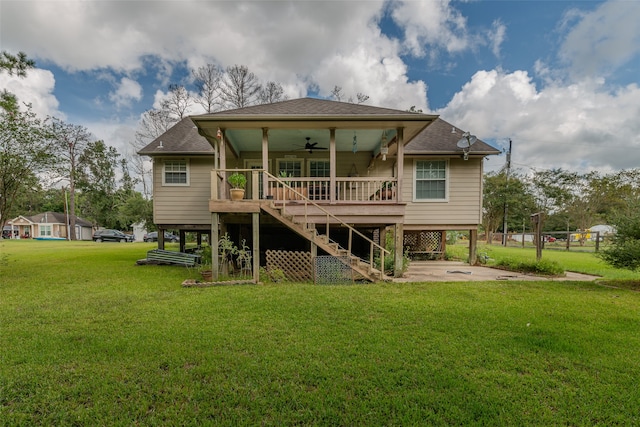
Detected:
[{"left": 146, "top": 249, "right": 201, "bottom": 266}]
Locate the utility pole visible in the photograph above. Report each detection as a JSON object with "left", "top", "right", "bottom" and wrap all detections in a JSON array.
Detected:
[{"left": 502, "top": 139, "right": 512, "bottom": 246}]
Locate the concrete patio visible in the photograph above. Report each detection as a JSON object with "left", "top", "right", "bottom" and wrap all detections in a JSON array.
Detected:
[{"left": 393, "top": 261, "right": 600, "bottom": 283}]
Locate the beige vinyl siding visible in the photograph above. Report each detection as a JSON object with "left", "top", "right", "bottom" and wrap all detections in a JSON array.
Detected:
[
  {"left": 403, "top": 157, "right": 482, "bottom": 226},
  {"left": 152, "top": 156, "right": 213, "bottom": 225}
]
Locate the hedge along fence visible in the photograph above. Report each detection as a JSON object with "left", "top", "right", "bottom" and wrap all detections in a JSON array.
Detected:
[{"left": 488, "top": 230, "right": 610, "bottom": 253}]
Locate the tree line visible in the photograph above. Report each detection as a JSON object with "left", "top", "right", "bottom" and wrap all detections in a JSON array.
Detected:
[
  {"left": 483, "top": 167, "right": 640, "bottom": 270},
  {"left": 1, "top": 51, "right": 151, "bottom": 237},
  {"left": 3, "top": 55, "right": 364, "bottom": 235}
]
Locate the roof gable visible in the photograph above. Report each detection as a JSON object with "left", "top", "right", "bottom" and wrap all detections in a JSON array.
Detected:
[
  {"left": 138, "top": 117, "right": 214, "bottom": 156},
  {"left": 405, "top": 117, "right": 500, "bottom": 156}
]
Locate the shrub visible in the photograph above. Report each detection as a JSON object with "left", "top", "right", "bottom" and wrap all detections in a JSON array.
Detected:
[{"left": 496, "top": 257, "right": 564, "bottom": 276}]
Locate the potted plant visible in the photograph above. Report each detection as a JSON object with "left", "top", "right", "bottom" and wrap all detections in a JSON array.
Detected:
[
  {"left": 228, "top": 172, "right": 247, "bottom": 200},
  {"left": 380, "top": 181, "right": 395, "bottom": 200}
]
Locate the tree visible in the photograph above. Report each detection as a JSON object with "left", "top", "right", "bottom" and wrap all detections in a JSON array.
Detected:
[
  {"left": 0, "top": 103, "right": 53, "bottom": 227},
  {"left": 258, "top": 81, "right": 285, "bottom": 104},
  {"left": 330, "top": 85, "right": 369, "bottom": 104},
  {"left": 330, "top": 85, "right": 344, "bottom": 102},
  {"left": 529, "top": 168, "right": 576, "bottom": 233},
  {"left": 131, "top": 108, "right": 175, "bottom": 198},
  {"left": 219, "top": 65, "right": 262, "bottom": 109},
  {"left": 0, "top": 51, "right": 35, "bottom": 77},
  {"left": 193, "top": 63, "right": 223, "bottom": 113},
  {"left": 599, "top": 199, "right": 640, "bottom": 271},
  {"left": 483, "top": 171, "right": 536, "bottom": 243},
  {"left": 160, "top": 84, "right": 194, "bottom": 121},
  {"left": 76, "top": 140, "right": 120, "bottom": 228},
  {"left": 119, "top": 191, "right": 153, "bottom": 231},
  {"left": 48, "top": 118, "right": 93, "bottom": 239}
]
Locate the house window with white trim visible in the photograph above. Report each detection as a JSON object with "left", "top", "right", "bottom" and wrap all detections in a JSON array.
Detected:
[
  {"left": 309, "top": 160, "right": 330, "bottom": 178},
  {"left": 277, "top": 159, "right": 302, "bottom": 177},
  {"left": 163, "top": 160, "right": 189, "bottom": 186},
  {"left": 40, "top": 225, "right": 52, "bottom": 237},
  {"left": 415, "top": 160, "right": 447, "bottom": 200}
]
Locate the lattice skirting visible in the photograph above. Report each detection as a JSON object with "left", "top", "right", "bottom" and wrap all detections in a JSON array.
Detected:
[
  {"left": 266, "top": 250, "right": 313, "bottom": 282},
  {"left": 404, "top": 231, "right": 445, "bottom": 257}
]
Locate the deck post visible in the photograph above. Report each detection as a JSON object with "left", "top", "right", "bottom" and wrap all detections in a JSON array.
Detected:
[
  {"left": 211, "top": 213, "right": 219, "bottom": 281},
  {"left": 396, "top": 127, "right": 404, "bottom": 202},
  {"left": 469, "top": 228, "right": 478, "bottom": 265},
  {"left": 394, "top": 222, "right": 404, "bottom": 278},
  {"left": 252, "top": 212, "right": 260, "bottom": 283}
]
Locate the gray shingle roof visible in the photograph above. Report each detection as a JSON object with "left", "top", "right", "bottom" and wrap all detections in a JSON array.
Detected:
[
  {"left": 27, "top": 211, "right": 93, "bottom": 227},
  {"left": 138, "top": 117, "right": 214, "bottom": 156},
  {"left": 196, "top": 97, "right": 424, "bottom": 117},
  {"left": 405, "top": 117, "right": 500, "bottom": 155}
]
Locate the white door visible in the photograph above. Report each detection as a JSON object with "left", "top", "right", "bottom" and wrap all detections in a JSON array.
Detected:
[{"left": 244, "top": 160, "right": 270, "bottom": 199}]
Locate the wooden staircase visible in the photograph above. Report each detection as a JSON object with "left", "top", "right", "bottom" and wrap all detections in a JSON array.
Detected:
[{"left": 260, "top": 173, "right": 389, "bottom": 282}]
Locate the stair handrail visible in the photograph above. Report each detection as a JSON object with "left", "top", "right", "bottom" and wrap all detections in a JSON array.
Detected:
[{"left": 265, "top": 172, "right": 390, "bottom": 260}]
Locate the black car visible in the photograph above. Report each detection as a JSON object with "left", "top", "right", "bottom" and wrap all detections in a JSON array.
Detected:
[
  {"left": 93, "top": 229, "right": 134, "bottom": 242},
  {"left": 143, "top": 231, "right": 179, "bottom": 243}
]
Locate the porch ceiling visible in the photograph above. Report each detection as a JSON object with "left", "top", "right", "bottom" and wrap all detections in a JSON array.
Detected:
[{"left": 222, "top": 128, "right": 395, "bottom": 153}]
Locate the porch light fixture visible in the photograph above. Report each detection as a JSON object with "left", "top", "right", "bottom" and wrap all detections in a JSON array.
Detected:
[
  {"left": 352, "top": 132, "right": 358, "bottom": 153},
  {"left": 380, "top": 130, "right": 388, "bottom": 161}
]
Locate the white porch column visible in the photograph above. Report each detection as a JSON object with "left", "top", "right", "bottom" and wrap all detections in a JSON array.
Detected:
[
  {"left": 329, "top": 128, "right": 336, "bottom": 203},
  {"left": 396, "top": 127, "right": 404, "bottom": 202},
  {"left": 262, "top": 128, "right": 269, "bottom": 196},
  {"left": 219, "top": 129, "right": 227, "bottom": 199}
]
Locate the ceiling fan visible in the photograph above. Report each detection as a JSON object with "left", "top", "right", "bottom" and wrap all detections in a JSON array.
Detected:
[{"left": 301, "top": 137, "right": 327, "bottom": 154}]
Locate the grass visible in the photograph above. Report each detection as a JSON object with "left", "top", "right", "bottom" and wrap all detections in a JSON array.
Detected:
[
  {"left": 450, "top": 242, "right": 640, "bottom": 282},
  {"left": 1, "top": 240, "right": 640, "bottom": 425}
]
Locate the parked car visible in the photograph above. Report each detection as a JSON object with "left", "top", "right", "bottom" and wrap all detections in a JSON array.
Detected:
[
  {"left": 143, "top": 231, "right": 180, "bottom": 243},
  {"left": 93, "top": 229, "right": 135, "bottom": 242}
]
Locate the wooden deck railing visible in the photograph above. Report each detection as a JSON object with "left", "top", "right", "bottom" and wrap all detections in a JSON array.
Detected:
[
  {"left": 210, "top": 169, "right": 391, "bottom": 277},
  {"left": 211, "top": 170, "right": 398, "bottom": 203}
]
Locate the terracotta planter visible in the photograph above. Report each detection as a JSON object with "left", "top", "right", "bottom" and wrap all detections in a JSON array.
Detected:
[
  {"left": 230, "top": 188, "right": 245, "bottom": 201},
  {"left": 200, "top": 269, "right": 213, "bottom": 281}
]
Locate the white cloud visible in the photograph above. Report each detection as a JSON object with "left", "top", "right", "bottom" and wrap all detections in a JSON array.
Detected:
[
  {"left": 437, "top": 69, "right": 640, "bottom": 173},
  {"left": 2, "top": 0, "right": 639, "bottom": 178},
  {"left": 0, "top": 69, "right": 62, "bottom": 119},
  {"left": 390, "top": 0, "right": 470, "bottom": 58},
  {"left": 108, "top": 77, "right": 143, "bottom": 109},
  {"left": 488, "top": 20, "right": 506, "bottom": 58},
  {"left": 559, "top": 0, "right": 640, "bottom": 79}
]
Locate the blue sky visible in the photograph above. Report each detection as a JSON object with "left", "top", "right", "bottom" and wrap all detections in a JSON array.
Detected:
[{"left": 1, "top": 0, "right": 640, "bottom": 174}]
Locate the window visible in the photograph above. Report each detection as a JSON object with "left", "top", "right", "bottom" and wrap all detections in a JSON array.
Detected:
[
  {"left": 163, "top": 160, "right": 189, "bottom": 186},
  {"left": 309, "top": 160, "right": 330, "bottom": 178},
  {"left": 277, "top": 159, "right": 302, "bottom": 177},
  {"left": 40, "top": 225, "right": 52, "bottom": 237},
  {"left": 415, "top": 160, "right": 447, "bottom": 200}
]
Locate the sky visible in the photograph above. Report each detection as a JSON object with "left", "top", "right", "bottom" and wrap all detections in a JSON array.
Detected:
[{"left": 1, "top": 0, "right": 640, "bottom": 175}]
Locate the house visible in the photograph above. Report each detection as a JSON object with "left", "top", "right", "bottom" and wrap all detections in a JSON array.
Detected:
[
  {"left": 138, "top": 98, "right": 499, "bottom": 281},
  {"left": 6, "top": 212, "right": 94, "bottom": 240}
]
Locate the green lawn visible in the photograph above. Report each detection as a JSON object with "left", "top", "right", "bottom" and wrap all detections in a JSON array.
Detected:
[
  {"left": 448, "top": 242, "right": 640, "bottom": 282},
  {"left": 1, "top": 240, "right": 640, "bottom": 425}
]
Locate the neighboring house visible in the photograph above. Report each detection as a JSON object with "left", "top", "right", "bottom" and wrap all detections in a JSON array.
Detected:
[
  {"left": 138, "top": 98, "right": 500, "bottom": 281},
  {"left": 6, "top": 212, "right": 94, "bottom": 240}
]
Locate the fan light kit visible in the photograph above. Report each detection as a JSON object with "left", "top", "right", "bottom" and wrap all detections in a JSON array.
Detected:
[
  {"left": 303, "top": 137, "right": 327, "bottom": 154},
  {"left": 380, "top": 130, "right": 388, "bottom": 161}
]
